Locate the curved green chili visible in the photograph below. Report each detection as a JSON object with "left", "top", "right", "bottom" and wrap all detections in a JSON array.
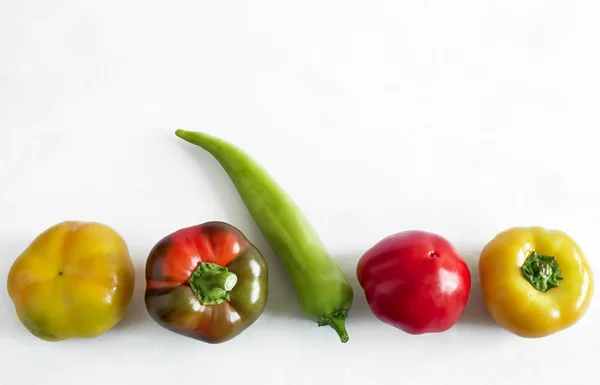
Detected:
[{"left": 175, "top": 129, "right": 354, "bottom": 342}]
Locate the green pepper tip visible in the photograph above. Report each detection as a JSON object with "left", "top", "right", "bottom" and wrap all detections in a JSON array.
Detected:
[{"left": 175, "top": 128, "right": 188, "bottom": 139}]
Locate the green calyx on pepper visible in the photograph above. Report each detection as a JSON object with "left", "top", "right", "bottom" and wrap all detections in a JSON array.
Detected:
[
  {"left": 318, "top": 310, "right": 350, "bottom": 343},
  {"left": 521, "top": 251, "right": 563, "bottom": 293},
  {"left": 188, "top": 262, "right": 238, "bottom": 305}
]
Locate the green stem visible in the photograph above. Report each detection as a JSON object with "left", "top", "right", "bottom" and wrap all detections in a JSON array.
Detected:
[
  {"left": 188, "top": 262, "right": 238, "bottom": 305},
  {"left": 318, "top": 310, "right": 349, "bottom": 343},
  {"left": 521, "top": 251, "right": 563, "bottom": 293}
]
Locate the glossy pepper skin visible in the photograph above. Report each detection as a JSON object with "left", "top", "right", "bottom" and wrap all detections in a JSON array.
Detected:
[
  {"left": 7, "top": 221, "right": 135, "bottom": 341},
  {"left": 144, "top": 221, "right": 268, "bottom": 344},
  {"left": 357, "top": 230, "right": 471, "bottom": 334},
  {"left": 479, "top": 226, "right": 594, "bottom": 338},
  {"left": 175, "top": 129, "right": 353, "bottom": 343}
]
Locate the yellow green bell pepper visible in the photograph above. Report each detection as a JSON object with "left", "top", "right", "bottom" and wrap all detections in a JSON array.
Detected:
[{"left": 7, "top": 221, "right": 135, "bottom": 341}]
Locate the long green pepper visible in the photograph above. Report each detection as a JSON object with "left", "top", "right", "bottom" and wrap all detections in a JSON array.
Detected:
[{"left": 175, "top": 129, "right": 354, "bottom": 342}]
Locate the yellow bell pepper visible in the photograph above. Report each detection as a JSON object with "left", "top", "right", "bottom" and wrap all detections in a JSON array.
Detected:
[
  {"left": 7, "top": 221, "right": 135, "bottom": 341},
  {"left": 479, "top": 226, "right": 594, "bottom": 338}
]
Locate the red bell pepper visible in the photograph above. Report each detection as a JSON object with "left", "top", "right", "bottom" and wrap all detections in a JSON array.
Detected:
[{"left": 357, "top": 230, "right": 471, "bottom": 334}]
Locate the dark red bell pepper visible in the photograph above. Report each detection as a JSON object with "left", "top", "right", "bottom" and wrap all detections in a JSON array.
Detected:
[{"left": 144, "top": 221, "right": 268, "bottom": 343}]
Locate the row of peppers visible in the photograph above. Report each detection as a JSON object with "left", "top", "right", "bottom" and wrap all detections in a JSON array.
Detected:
[{"left": 6, "top": 130, "right": 595, "bottom": 343}]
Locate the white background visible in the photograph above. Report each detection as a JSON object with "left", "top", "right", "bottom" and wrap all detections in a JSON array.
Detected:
[{"left": 1, "top": 1, "right": 599, "bottom": 384}]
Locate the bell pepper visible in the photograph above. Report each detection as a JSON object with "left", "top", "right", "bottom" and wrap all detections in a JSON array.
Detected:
[
  {"left": 7, "top": 221, "right": 136, "bottom": 341},
  {"left": 479, "top": 226, "right": 594, "bottom": 338},
  {"left": 357, "top": 230, "right": 471, "bottom": 335},
  {"left": 144, "top": 221, "right": 268, "bottom": 344}
]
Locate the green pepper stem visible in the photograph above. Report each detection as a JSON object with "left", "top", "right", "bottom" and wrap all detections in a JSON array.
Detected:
[
  {"left": 188, "top": 262, "right": 238, "bottom": 305},
  {"left": 318, "top": 310, "right": 350, "bottom": 343},
  {"left": 521, "top": 251, "right": 563, "bottom": 293}
]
